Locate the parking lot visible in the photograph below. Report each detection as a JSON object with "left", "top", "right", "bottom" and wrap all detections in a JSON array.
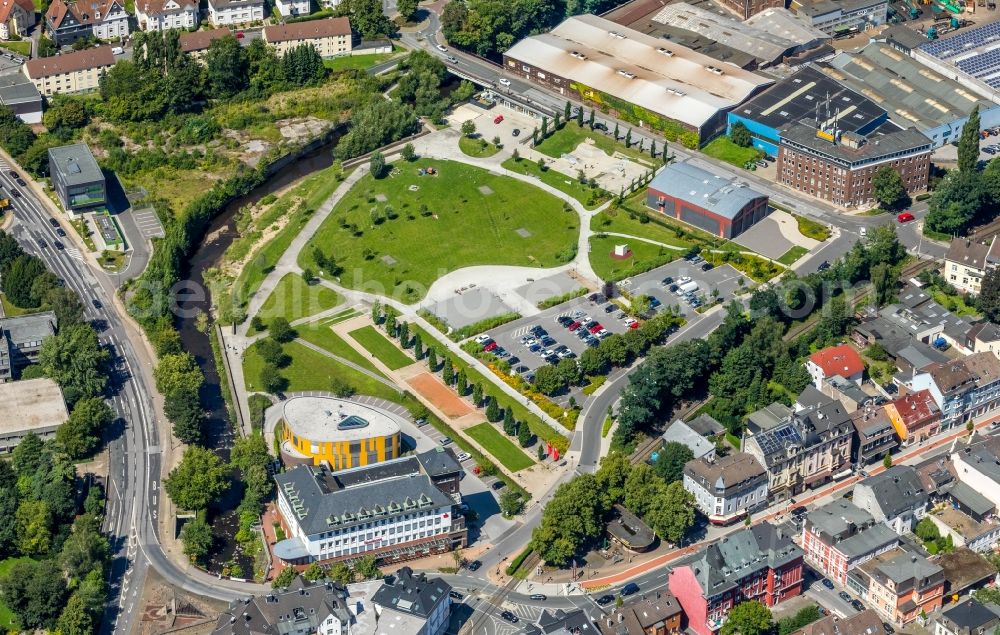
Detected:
[
  {"left": 0, "top": 52, "right": 25, "bottom": 75},
  {"left": 622, "top": 259, "right": 747, "bottom": 318},
  {"left": 479, "top": 293, "right": 636, "bottom": 374}
]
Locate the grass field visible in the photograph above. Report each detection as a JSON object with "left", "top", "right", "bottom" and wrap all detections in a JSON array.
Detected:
[
  {"left": 501, "top": 157, "right": 609, "bottom": 209},
  {"left": 348, "top": 326, "right": 414, "bottom": 370},
  {"left": 296, "top": 321, "right": 386, "bottom": 377},
  {"left": 590, "top": 210, "right": 694, "bottom": 249},
  {"left": 535, "top": 122, "right": 656, "bottom": 166},
  {"left": 0, "top": 41, "right": 30, "bottom": 56},
  {"left": 589, "top": 235, "right": 680, "bottom": 282},
  {"left": 701, "top": 137, "right": 762, "bottom": 167},
  {"left": 255, "top": 273, "right": 342, "bottom": 322},
  {"left": 299, "top": 159, "right": 579, "bottom": 302},
  {"left": 244, "top": 340, "right": 400, "bottom": 400},
  {"left": 792, "top": 213, "right": 832, "bottom": 241},
  {"left": 777, "top": 246, "right": 809, "bottom": 266},
  {"left": 466, "top": 423, "right": 534, "bottom": 472},
  {"left": 323, "top": 51, "right": 397, "bottom": 72},
  {"left": 459, "top": 136, "right": 500, "bottom": 158},
  {"left": 233, "top": 164, "right": 350, "bottom": 303},
  {"left": 0, "top": 557, "right": 33, "bottom": 628}
]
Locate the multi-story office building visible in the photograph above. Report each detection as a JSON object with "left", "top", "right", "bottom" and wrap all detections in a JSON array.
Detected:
[
  {"left": 789, "top": 0, "right": 887, "bottom": 35},
  {"left": 48, "top": 143, "right": 106, "bottom": 213},
  {"left": 683, "top": 452, "right": 768, "bottom": 525}
]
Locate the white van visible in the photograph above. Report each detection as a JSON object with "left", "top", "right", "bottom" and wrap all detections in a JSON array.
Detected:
[
  {"left": 111, "top": 46, "right": 124, "bottom": 55},
  {"left": 678, "top": 280, "right": 699, "bottom": 294}
]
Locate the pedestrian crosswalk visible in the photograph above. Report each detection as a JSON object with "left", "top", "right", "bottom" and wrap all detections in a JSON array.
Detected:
[{"left": 65, "top": 246, "right": 83, "bottom": 261}]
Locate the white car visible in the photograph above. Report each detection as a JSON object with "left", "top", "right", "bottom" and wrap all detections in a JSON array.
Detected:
[
  {"left": 678, "top": 276, "right": 692, "bottom": 284},
  {"left": 456, "top": 452, "right": 471, "bottom": 462},
  {"left": 498, "top": 78, "right": 511, "bottom": 86},
  {"left": 436, "top": 44, "right": 448, "bottom": 52},
  {"left": 475, "top": 334, "right": 491, "bottom": 344}
]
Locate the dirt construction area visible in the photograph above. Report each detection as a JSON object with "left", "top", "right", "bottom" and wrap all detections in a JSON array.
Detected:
[{"left": 406, "top": 372, "right": 475, "bottom": 418}]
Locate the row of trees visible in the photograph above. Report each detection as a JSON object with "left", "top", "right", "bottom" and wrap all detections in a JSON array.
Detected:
[
  {"left": 0, "top": 435, "right": 110, "bottom": 634},
  {"left": 531, "top": 453, "right": 695, "bottom": 565}
]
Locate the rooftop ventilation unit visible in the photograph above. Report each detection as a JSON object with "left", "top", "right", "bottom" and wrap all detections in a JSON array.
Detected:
[
  {"left": 656, "top": 47, "right": 674, "bottom": 56},
  {"left": 608, "top": 30, "right": 626, "bottom": 39},
  {"left": 706, "top": 65, "right": 724, "bottom": 75},
  {"left": 617, "top": 70, "right": 635, "bottom": 79}
]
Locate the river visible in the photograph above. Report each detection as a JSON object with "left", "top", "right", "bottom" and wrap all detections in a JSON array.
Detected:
[{"left": 173, "top": 138, "right": 338, "bottom": 577}]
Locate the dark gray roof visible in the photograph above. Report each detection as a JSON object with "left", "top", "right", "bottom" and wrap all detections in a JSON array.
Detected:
[
  {"left": 48, "top": 144, "right": 103, "bottom": 187},
  {"left": 523, "top": 608, "right": 598, "bottom": 635},
  {"left": 941, "top": 600, "right": 1000, "bottom": 633},
  {"left": 687, "top": 414, "right": 724, "bottom": 437},
  {"left": 0, "top": 73, "right": 41, "bottom": 107},
  {"left": 857, "top": 466, "right": 928, "bottom": 518},
  {"left": 733, "top": 65, "right": 885, "bottom": 132},
  {"left": 957, "top": 437, "right": 1000, "bottom": 487},
  {"left": 746, "top": 402, "right": 794, "bottom": 433},
  {"left": 748, "top": 398, "right": 852, "bottom": 469},
  {"left": 896, "top": 344, "right": 947, "bottom": 372},
  {"left": 793, "top": 0, "right": 886, "bottom": 18},
  {"left": 778, "top": 120, "right": 932, "bottom": 168},
  {"left": 836, "top": 523, "right": 900, "bottom": 559},
  {"left": 648, "top": 162, "right": 767, "bottom": 220},
  {"left": 881, "top": 24, "right": 930, "bottom": 51},
  {"left": 796, "top": 385, "right": 831, "bottom": 411},
  {"left": 211, "top": 578, "right": 351, "bottom": 635},
  {"left": 3, "top": 312, "right": 56, "bottom": 346},
  {"left": 414, "top": 447, "right": 462, "bottom": 477},
  {"left": 672, "top": 522, "right": 802, "bottom": 597},
  {"left": 949, "top": 481, "right": 995, "bottom": 518},
  {"left": 371, "top": 567, "right": 450, "bottom": 620},
  {"left": 868, "top": 549, "right": 943, "bottom": 591},
  {"left": 275, "top": 461, "right": 453, "bottom": 536},
  {"left": 806, "top": 499, "right": 875, "bottom": 540}
]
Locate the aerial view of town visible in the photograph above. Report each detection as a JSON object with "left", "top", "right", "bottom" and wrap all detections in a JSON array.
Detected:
[{"left": 6, "top": 0, "right": 1000, "bottom": 631}]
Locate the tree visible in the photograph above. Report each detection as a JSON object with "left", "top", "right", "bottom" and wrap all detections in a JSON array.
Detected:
[
  {"left": 60, "top": 514, "right": 110, "bottom": 581},
  {"left": 272, "top": 567, "right": 297, "bottom": 588},
  {"left": 38, "top": 323, "right": 109, "bottom": 406},
  {"left": 354, "top": 555, "right": 381, "bottom": 579},
  {"left": 588, "top": 108, "right": 595, "bottom": 129},
  {"left": 730, "top": 122, "right": 752, "bottom": 148},
  {"left": 456, "top": 369, "right": 467, "bottom": 395},
  {"left": 56, "top": 593, "right": 94, "bottom": 635},
  {"left": 883, "top": 453, "right": 893, "bottom": 469},
  {"left": 339, "top": 0, "right": 395, "bottom": 39},
  {"left": 56, "top": 396, "right": 113, "bottom": 459},
  {"left": 721, "top": 601, "right": 773, "bottom": 635},
  {"left": 154, "top": 352, "right": 203, "bottom": 396},
  {"left": 3, "top": 254, "right": 47, "bottom": 307},
  {"left": 398, "top": 321, "right": 409, "bottom": 345},
  {"left": 204, "top": 35, "right": 248, "bottom": 98},
  {"left": 541, "top": 116, "right": 549, "bottom": 138},
  {"left": 555, "top": 357, "right": 580, "bottom": 386},
  {"left": 499, "top": 490, "right": 524, "bottom": 517},
  {"left": 442, "top": 357, "right": 454, "bottom": 384},
  {"left": 871, "top": 262, "right": 894, "bottom": 308},
  {"left": 533, "top": 365, "right": 567, "bottom": 395},
  {"left": 646, "top": 481, "right": 696, "bottom": 543},
  {"left": 485, "top": 396, "right": 500, "bottom": 421},
  {"left": 43, "top": 96, "right": 89, "bottom": 132},
  {"left": 270, "top": 317, "right": 296, "bottom": 343},
  {"left": 625, "top": 128, "right": 632, "bottom": 148},
  {"left": 777, "top": 606, "right": 822, "bottom": 635},
  {"left": 979, "top": 266, "right": 1000, "bottom": 323},
  {"left": 461, "top": 120, "right": 477, "bottom": 137},
  {"left": 328, "top": 562, "right": 353, "bottom": 585},
  {"left": 653, "top": 442, "right": 694, "bottom": 483},
  {"left": 254, "top": 337, "right": 288, "bottom": 367},
  {"left": 164, "top": 445, "right": 230, "bottom": 511},
  {"left": 472, "top": 382, "right": 483, "bottom": 405},
  {"left": 916, "top": 517, "right": 941, "bottom": 542},
  {"left": 517, "top": 421, "right": 531, "bottom": 447},
  {"left": 180, "top": 517, "right": 214, "bottom": 563},
  {"left": 401, "top": 142, "right": 416, "bottom": 161},
  {"left": 959, "top": 105, "right": 981, "bottom": 175},
  {"left": 370, "top": 150, "right": 386, "bottom": 178},
  {"left": 427, "top": 346, "right": 437, "bottom": 370},
  {"left": 650, "top": 139, "right": 657, "bottom": 158},
  {"left": 396, "top": 0, "right": 418, "bottom": 19},
  {"left": 872, "top": 165, "right": 907, "bottom": 211},
  {"left": 0, "top": 559, "right": 68, "bottom": 630},
  {"left": 15, "top": 499, "right": 52, "bottom": 555}
]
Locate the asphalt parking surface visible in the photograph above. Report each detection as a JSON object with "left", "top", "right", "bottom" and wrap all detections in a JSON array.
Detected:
[{"left": 622, "top": 260, "right": 747, "bottom": 318}]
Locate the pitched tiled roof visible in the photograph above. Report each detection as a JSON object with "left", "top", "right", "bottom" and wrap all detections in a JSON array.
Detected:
[
  {"left": 263, "top": 16, "right": 351, "bottom": 43},
  {"left": 25, "top": 47, "right": 116, "bottom": 78},
  {"left": 889, "top": 389, "right": 939, "bottom": 429},
  {"left": 809, "top": 344, "right": 865, "bottom": 379},
  {"left": 179, "top": 27, "right": 230, "bottom": 52},
  {"left": 46, "top": 0, "right": 123, "bottom": 28},
  {"left": 0, "top": 0, "right": 33, "bottom": 24},
  {"left": 945, "top": 236, "right": 1000, "bottom": 271}
]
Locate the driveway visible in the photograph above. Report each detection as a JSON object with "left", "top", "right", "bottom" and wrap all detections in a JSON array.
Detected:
[{"left": 734, "top": 217, "right": 795, "bottom": 260}]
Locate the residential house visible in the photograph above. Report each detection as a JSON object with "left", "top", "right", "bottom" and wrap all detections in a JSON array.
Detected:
[
  {"left": 806, "top": 344, "right": 865, "bottom": 389},
  {"left": 944, "top": 237, "right": 1000, "bottom": 295},
  {"left": 178, "top": 27, "right": 229, "bottom": 58},
  {"left": 822, "top": 375, "right": 875, "bottom": 412},
  {"left": 262, "top": 17, "right": 353, "bottom": 57},
  {"left": 952, "top": 436, "right": 1000, "bottom": 509},
  {"left": 908, "top": 352, "right": 1000, "bottom": 430},
  {"left": 272, "top": 453, "right": 466, "bottom": 566},
  {"left": 210, "top": 577, "right": 372, "bottom": 635},
  {"left": 206, "top": 0, "right": 264, "bottom": 26},
  {"left": 850, "top": 402, "right": 899, "bottom": 465},
  {"left": 370, "top": 567, "right": 451, "bottom": 635},
  {"left": 884, "top": 389, "right": 940, "bottom": 446},
  {"left": 662, "top": 419, "right": 716, "bottom": 461},
  {"left": 965, "top": 322, "right": 1000, "bottom": 358},
  {"left": 846, "top": 548, "right": 944, "bottom": 626},
  {"left": 686, "top": 414, "right": 725, "bottom": 438},
  {"left": 23, "top": 46, "right": 115, "bottom": 95},
  {"left": 273, "top": 0, "right": 311, "bottom": 18},
  {"left": 913, "top": 456, "right": 957, "bottom": 499},
  {"left": 597, "top": 593, "right": 683, "bottom": 635},
  {"left": 0, "top": 312, "right": 57, "bottom": 381},
  {"left": 0, "top": 0, "right": 35, "bottom": 40},
  {"left": 135, "top": 0, "right": 198, "bottom": 31},
  {"left": 935, "top": 599, "right": 1000, "bottom": 635},
  {"left": 852, "top": 465, "right": 928, "bottom": 534},
  {"left": 524, "top": 609, "right": 599, "bottom": 635},
  {"left": 667, "top": 522, "right": 804, "bottom": 635},
  {"left": 800, "top": 499, "right": 900, "bottom": 585},
  {"left": 48, "top": 143, "right": 106, "bottom": 213},
  {"left": 0, "top": 73, "right": 42, "bottom": 124},
  {"left": 683, "top": 452, "right": 768, "bottom": 525},
  {"left": 926, "top": 497, "right": 1000, "bottom": 554},
  {"left": 45, "top": 0, "right": 129, "bottom": 45},
  {"left": 745, "top": 402, "right": 794, "bottom": 433},
  {"left": 793, "top": 610, "right": 884, "bottom": 635},
  {"left": 744, "top": 395, "right": 853, "bottom": 501}
]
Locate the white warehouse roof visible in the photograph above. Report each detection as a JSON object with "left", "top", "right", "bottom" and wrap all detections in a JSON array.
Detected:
[{"left": 503, "top": 14, "right": 774, "bottom": 130}]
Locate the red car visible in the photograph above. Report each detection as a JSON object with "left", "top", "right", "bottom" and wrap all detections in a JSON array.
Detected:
[
  {"left": 897, "top": 212, "right": 915, "bottom": 223},
  {"left": 568, "top": 321, "right": 581, "bottom": 331},
  {"left": 588, "top": 323, "right": 603, "bottom": 334},
  {"left": 494, "top": 115, "right": 504, "bottom": 124},
  {"left": 484, "top": 341, "right": 497, "bottom": 352},
  {"left": 628, "top": 322, "right": 640, "bottom": 330},
  {"left": 236, "top": 31, "right": 245, "bottom": 38}
]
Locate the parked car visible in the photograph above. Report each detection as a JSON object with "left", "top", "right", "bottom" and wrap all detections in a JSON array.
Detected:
[
  {"left": 440, "top": 436, "right": 452, "bottom": 445},
  {"left": 818, "top": 260, "right": 831, "bottom": 271},
  {"left": 492, "top": 480, "right": 506, "bottom": 490},
  {"left": 511, "top": 128, "right": 520, "bottom": 137},
  {"left": 661, "top": 276, "right": 674, "bottom": 286},
  {"left": 557, "top": 316, "right": 573, "bottom": 326},
  {"left": 593, "top": 122, "right": 608, "bottom": 131},
  {"left": 568, "top": 321, "right": 581, "bottom": 331},
  {"left": 436, "top": 44, "right": 448, "bottom": 52},
  {"left": 839, "top": 591, "right": 852, "bottom": 602},
  {"left": 668, "top": 284, "right": 679, "bottom": 293},
  {"left": 236, "top": 31, "right": 245, "bottom": 38},
  {"left": 540, "top": 336, "right": 555, "bottom": 346},
  {"left": 701, "top": 262, "right": 714, "bottom": 271},
  {"left": 883, "top": 624, "right": 895, "bottom": 634},
  {"left": 897, "top": 212, "right": 915, "bottom": 223},
  {"left": 475, "top": 334, "right": 492, "bottom": 343},
  {"left": 484, "top": 341, "right": 498, "bottom": 352},
  {"left": 415, "top": 418, "right": 427, "bottom": 427},
  {"left": 851, "top": 600, "right": 865, "bottom": 612},
  {"left": 529, "top": 594, "right": 547, "bottom": 601},
  {"left": 595, "top": 594, "right": 615, "bottom": 605},
  {"left": 499, "top": 78, "right": 511, "bottom": 86},
  {"left": 822, "top": 579, "right": 835, "bottom": 590},
  {"left": 48, "top": 218, "right": 59, "bottom": 228},
  {"left": 604, "top": 304, "right": 616, "bottom": 313}
]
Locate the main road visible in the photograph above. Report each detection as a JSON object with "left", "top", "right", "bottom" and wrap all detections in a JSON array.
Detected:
[{"left": 0, "top": 159, "right": 263, "bottom": 635}]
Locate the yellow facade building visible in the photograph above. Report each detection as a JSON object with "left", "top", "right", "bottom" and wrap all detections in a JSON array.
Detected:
[{"left": 279, "top": 396, "right": 401, "bottom": 470}]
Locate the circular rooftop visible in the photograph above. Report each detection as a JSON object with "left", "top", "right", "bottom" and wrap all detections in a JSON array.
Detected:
[{"left": 281, "top": 396, "right": 401, "bottom": 443}]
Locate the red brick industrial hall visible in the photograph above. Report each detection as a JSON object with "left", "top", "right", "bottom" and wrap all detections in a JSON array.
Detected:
[{"left": 646, "top": 161, "right": 770, "bottom": 239}]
